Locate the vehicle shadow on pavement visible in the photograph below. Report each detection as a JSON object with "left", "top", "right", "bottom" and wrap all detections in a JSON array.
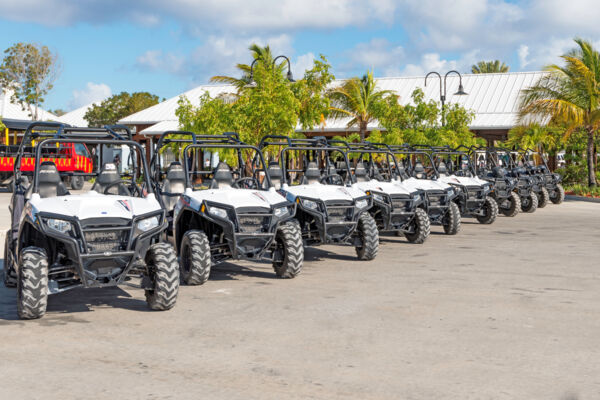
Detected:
[
  {"left": 209, "top": 262, "right": 279, "bottom": 281},
  {"left": 303, "top": 247, "right": 357, "bottom": 262}
]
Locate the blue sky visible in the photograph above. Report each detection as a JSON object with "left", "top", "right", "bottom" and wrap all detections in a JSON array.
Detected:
[{"left": 1, "top": 0, "right": 599, "bottom": 113}]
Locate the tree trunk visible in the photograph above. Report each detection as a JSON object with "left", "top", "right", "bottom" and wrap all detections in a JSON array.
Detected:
[
  {"left": 586, "top": 127, "right": 597, "bottom": 187},
  {"left": 359, "top": 121, "right": 367, "bottom": 142}
]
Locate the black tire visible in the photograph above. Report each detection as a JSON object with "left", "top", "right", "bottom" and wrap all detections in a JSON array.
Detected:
[
  {"left": 404, "top": 208, "right": 430, "bottom": 244},
  {"left": 273, "top": 219, "right": 304, "bottom": 278},
  {"left": 17, "top": 247, "right": 48, "bottom": 320},
  {"left": 443, "top": 201, "right": 461, "bottom": 235},
  {"left": 3, "top": 231, "right": 17, "bottom": 288},
  {"left": 145, "top": 243, "right": 179, "bottom": 311},
  {"left": 355, "top": 212, "right": 379, "bottom": 260},
  {"left": 537, "top": 187, "right": 549, "bottom": 208},
  {"left": 499, "top": 192, "right": 521, "bottom": 217},
  {"left": 476, "top": 196, "right": 498, "bottom": 224},
  {"left": 521, "top": 192, "right": 538, "bottom": 213},
  {"left": 70, "top": 175, "right": 84, "bottom": 190},
  {"left": 7, "top": 179, "right": 13, "bottom": 192},
  {"left": 179, "top": 230, "right": 211, "bottom": 285},
  {"left": 551, "top": 184, "right": 565, "bottom": 204}
]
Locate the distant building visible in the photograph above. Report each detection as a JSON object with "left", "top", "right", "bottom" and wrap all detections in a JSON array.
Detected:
[
  {"left": 119, "top": 71, "right": 548, "bottom": 151},
  {"left": 1, "top": 89, "right": 57, "bottom": 145},
  {"left": 56, "top": 102, "right": 98, "bottom": 127}
]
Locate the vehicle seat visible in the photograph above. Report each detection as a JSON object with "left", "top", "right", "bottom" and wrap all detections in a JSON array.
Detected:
[
  {"left": 92, "top": 163, "right": 130, "bottom": 195},
  {"left": 303, "top": 162, "right": 320, "bottom": 184},
  {"left": 437, "top": 160, "right": 449, "bottom": 176},
  {"left": 413, "top": 161, "right": 426, "bottom": 179},
  {"left": 354, "top": 162, "right": 368, "bottom": 182},
  {"left": 210, "top": 162, "right": 234, "bottom": 189},
  {"left": 37, "top": 161, "right": 69, "bottom": 198},
  {"left": 267, "top": 161, "right": 283, "bottom": 189},
  {"left": 161, "top": 162, "right": 185, "bottom": 210}
]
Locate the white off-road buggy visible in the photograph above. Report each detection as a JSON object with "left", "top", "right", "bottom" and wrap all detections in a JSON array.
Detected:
[
  {"left": 3, "top": 123, "right": 179, "bottom": 320},
  {"left": 426, "top": 146, "right": 498, "bottom": 225},
  {"left": 328, "top": 140, "right": 430, "bottom": 244},
  {"left": 389, "top": 145, "right": 462, "bottom": 235},
  {"left": 163, "top": 133, "right": 303, "bottom": 285},
  {"left": 259, "top": 136, "right": 378, "bottom": 260}
]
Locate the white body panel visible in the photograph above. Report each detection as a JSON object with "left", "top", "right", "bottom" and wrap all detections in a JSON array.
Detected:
[
  {"left": 401, "top": 177, "right": 450, "bottom": 192},
  {"left": 438, "top": 175, "right": 489, "bottom": 187},
  {"left": 281, "top": 182, "right": 366, "bottom": 202},
  {"left": 355, "top": 179, "right": 414, "bottom": 196},
  {"left": 179, "top": 187, "right": 288, "bottom": 212}
]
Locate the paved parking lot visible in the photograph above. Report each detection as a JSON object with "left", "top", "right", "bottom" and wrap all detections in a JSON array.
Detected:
[{"left": 0, "top": 197, "right": 599, "bottom": 400}]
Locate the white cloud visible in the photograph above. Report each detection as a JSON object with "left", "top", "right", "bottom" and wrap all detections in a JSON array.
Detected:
[
  {"left": 345, "top": 38, "right": 404, "bottom": 76},
  {"left": 518, "top": 45, "right": 530, "bottom": 69},
  {"left": 293, "top": 53, "right": 316, "bottom": 78},
  {"left": 136, "top": 50, "right": 186, "bottom": 75},
  {"left": 401, "top": 50, "right": 479, "bottom": 77},
  {"left": 69, "top": 82, "right": 111, "bottom": 109}
]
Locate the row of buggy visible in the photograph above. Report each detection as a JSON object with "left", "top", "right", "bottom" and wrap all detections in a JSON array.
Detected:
[{"left": 2, "top": 123, "right": 564, "bottom": 319}]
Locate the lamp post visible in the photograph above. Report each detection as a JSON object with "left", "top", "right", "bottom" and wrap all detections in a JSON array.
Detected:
[
  {"left": 424, "top": 70, "right": 468, "bottom": 126},
  {"left": 246, "top": 54, "right": 295, "bottom": 87}
]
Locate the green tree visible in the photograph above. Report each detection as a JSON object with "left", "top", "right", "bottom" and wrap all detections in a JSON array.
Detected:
[
  {"left": 328, "top": 71, "right": 392, "bottom": 141},
  {"left": 49, "top": 109, "right": 66, "bottom": 116},
  {"left": 84, "top": 92, "right": 159, "bottom": 127},
  {"left": 0, "top": 42, "right": 59, "bottom": 120},
  {"left": 210, "top": 44, "right": 277, "bottom": 90},
  {"left": 471, "top": 60, "right": 510, "bottom": 74},
  {"left": 506, "top": 123, "right": 563, "bottom": 170},
  {"left": 518, "top": 38, "right": 600, "bottom": 187}
]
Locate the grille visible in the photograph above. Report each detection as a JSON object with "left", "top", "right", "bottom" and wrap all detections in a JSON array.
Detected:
[
  {"left": 427, "top": 192, "right": 445, "bottom": 206},
  {"left": 467, "top": 186, "right": 483, "bottom": 199},
  {"left": 391, "top": 196, "right": 410, "bottom": 211},
  {"left": 84, "top": 230, "right": 129, "bottom": 253},
  {"left": 238, "top": 215, "right": 270, "bottom": 233},
  {"left": 325, "top": 201, "right": 353, "bottom": 223}
]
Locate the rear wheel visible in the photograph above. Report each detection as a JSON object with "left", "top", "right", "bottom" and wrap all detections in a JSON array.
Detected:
[
  {"left": 404, "top": 208, "right": 430, "bottom": 244},
  {"left": 273, "top": 219, "right": 303, "bottom": 278},
  {"left": 498, "top": 192, "right": 520, "bottom": 217},
  {"left": 17, "top": 247, "right": 48, "bottom": 320},
  {"left": 179, "top": 230, "right": 211, "bottom": 285},
  {"left": 70, "top": 175, "right": 84, "bottom": 190},
  {"left": 476, "top": 196, "right": 498, "bottom": 224},
  {"left": 443, "top": 202, "right": 461, "bottom": 235},
  {"left": 3, "top": 231, "right": 17, "bottom": 287},
  {"left": 145, "top": 243, "right": 179, "bottom": 311},
  {"left": 551, "top": 184, "right": 565, "bottom": 204},
  {"left": 537, "top": 187, "right": 549, "bottom": 208},
  {"left": 521, "top": 192, "right": 538, "bottom": 213},
  {"left": 355, "top": 213, "right": 379, "bottom": 260}
]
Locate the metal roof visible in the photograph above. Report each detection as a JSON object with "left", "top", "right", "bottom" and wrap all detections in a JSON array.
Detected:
[
  {"left": 0, "top": 88, "right": 57, "bottom": 122},
  {"left": 56, "top": 102, "right": 98, "bottom": 127},
  {"left": 119, "top": 71, "right": 548, "bottom": 132}
]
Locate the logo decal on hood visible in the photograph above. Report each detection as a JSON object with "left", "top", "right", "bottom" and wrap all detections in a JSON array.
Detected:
[
  {"left": 117, "top": 200, "right": 131, "bottom": 212},
  {"left": 337, "top": 187, "right": 351, "bottom": 196},
  {"left": 252, "top": 192, "right": 267, "bottom": 202}
]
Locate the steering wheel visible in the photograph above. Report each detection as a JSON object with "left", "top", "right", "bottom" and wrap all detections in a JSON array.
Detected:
[
  {"left": 320, "top": 174, "right": 343, "bottom": 185},
  {"left": 232, "top": 177, "right": 258, "bottom": 189},
  {"left": 103, "top": 181, "right": 132, "bottom": 196}
]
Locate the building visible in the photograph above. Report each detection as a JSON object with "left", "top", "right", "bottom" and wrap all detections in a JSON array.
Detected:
[
  {"left": 1, "top": 89, "right": 58, "bottom": 145},
  {"left": 118, "top": 71, "right": 546, "bottom": 150},
  {"left": 56, "top": 102, "right": 98, "bottom": 127}
]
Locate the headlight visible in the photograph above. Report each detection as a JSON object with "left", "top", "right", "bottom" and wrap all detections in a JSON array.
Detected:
[
  {"left": 372, "top": 193, "right": 385, "bottom": 203},
  {"left": 208, "top": 206, "right": 229, "bottom": 219},
  {"left": 274, "top": 206, "right": 289, "bottom": 218},
  {"left": 137, "top": 216, "right": 160, "bottom": 232},
  {"left": 412, "top": 194, "right": 420, "bottom": 202},
  {"left": 355, "top": 199, "right": 369, "bottom": 209},
  {"left": 446, "top": 188, "right": 454, "bottom": 196},
  {"left": 46, "top": 218, "right": 72, "bottom": 234},
  {"left": 301, "top": 198, "right": 319, "bottom": 211}
]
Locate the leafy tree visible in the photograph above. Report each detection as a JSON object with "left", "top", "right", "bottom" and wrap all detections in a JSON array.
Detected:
[
  {"left": 471, "top": 60, "right": 510, "bottom": 74},
  {"left": 210, "top": 44, "right": 277, "bottom": 90},
  {"left": 328, "top": 71, "right": 392, "bottom": 141},
  {"left": 0, "top": 118, "right": 5, "bottom": 132},
  {"left": 505, "top": 123, "right": 563, "bottom": 170},
  {"left": 84, "top": 92, "right": 159, "bottom": 127},
  {"left": 518, "top": 38, "right": 600, "bottom": 187},
  {"left": 0, "top": 42, "right": 59, "bottom": 120},
  {"left": 49, "top": 109, "right": 66, "bottom": 116}
]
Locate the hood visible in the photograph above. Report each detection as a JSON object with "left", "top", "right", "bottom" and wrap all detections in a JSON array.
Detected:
[
  {"left": 29, "top": 191, "right": 162, "bottom": 220},
  {"left": 186, "top": 187, "right": 288, "bottom": 210},
  {"left": 355, "top": 179, "right": 414, "bottom": 196},
  {"left": 282, "top": 182, "right": 367, "bottom": 202},
  {"left": 438, "top": 175, "right": 489, "bottom": 187},
  {"left": 402, "top": 177, "right": 450, "bottom": 192}
]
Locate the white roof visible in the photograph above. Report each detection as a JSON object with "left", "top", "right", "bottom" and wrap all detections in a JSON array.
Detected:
[
  {"left": 119, "top": 71, "right": 548, "bottom": 132},
  {"left": 0, "top": 88, "right": 57, "bottom": 121},
  {"left": 56, "top": 102, "right": 98, "bottom": 127},
  {"left": 139, "top": 120, "right": 181, "bottom": 135}
]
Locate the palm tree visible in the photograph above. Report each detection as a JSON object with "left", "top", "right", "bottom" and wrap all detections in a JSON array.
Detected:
[
  {"left": 506, "top": 123, "right": 561, "bottom": 170},
  {"left": 328, "top": 71, "right": 392, "bottom": 141},
  {"left": 518, "top": 38, "right": 600, "bottom": 187},
  {"left": 471, "top": 60, "right": 510, "bottom": 74}
]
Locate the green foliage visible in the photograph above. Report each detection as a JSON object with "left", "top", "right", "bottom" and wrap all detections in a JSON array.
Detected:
[
  {"left": 471, "top": 60, "right": 510, "bottom": 73},
  {"left": 564, "top": 183, "right": 600, "bottom": 197},
  {"left": 84, "top": 92, "right": 159, "bottom": 127},
  {"left": 506, "top": 123, "right": 563, "bottom": 153},
  {"left": 0, "top": 118, "right": 5, "bottom": 132},
  {"left": 292, "top": 55, "right": 334, "bottom": 129},
  {"left": 376, "top": 88, "right": 477, "bottom": 147},
  {"left": 49, "top": 109, "right": 66, "bottom": 116},
  {"left": 0, "top": 42, "right": 59, "bottom": 120}
]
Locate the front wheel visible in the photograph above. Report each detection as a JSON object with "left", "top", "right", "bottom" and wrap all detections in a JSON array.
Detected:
[
  {"left": 404, "top": 208, "right": 430, "bottom": 244},
  {"left": 70, "top": 175, "right": 85, "bottom": 190},
  {"left": 179, "top": 230, "right": 211, "bottom": 285},
  {"left": 3, "top": 231, "right": 17, "bottom": 287},
  {"left": 521, "top": 192, "right": 538, "bottom": 213},
  {"left": 443, "top": 202, "right": 461, "bottom": 235},
  {"left": 272, "top": 219, "right": 304, "bottom": 278},
  {"left": 537, "top": 187, "right": 549, "bottom": 208},
  {"left": 476, "top": 196, "right": 498, "bottom": 224},
  {"left": 17, "top": 247, "right": 49, "bottom": 320},
  {"left": 499, "top": 192, "right": 521, "bottom": 217},
  {"left": 355, "top": 213, "right": 379, "bottom": 260},
  {"left": 145, "top": 243, "right": 179, "bottom": 311},
  {"left": 551, "top": 184, "right": 565, "bottom": 204}
]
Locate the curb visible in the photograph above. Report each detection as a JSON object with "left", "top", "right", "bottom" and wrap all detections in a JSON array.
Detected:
[{"left": 565, "top": 195, "right": 600, "bottom": 203}]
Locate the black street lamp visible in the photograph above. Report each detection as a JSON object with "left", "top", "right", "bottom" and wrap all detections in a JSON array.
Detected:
[
  {"left": 246, "top": 54, "right": 295, "bottom": 88},
  {"left": 424, "top": 70, "right": 468, "bottom": 126}
]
